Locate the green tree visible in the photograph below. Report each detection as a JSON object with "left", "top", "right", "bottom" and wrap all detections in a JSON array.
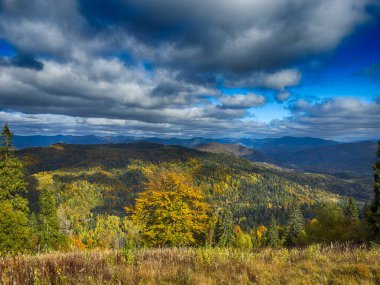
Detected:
[
  {"left": 0, "top": 123, "right": 29, "bottom": 211},
  {"left": 87, "top": 215, "right": 123, "bottom": 249},
  {"left": 344, "top": 197, "right": 359, "bottom": 223},
  {"left": 306, "top": 202, "right": 365, "bottom": 243},
  {"left": 367, "top": 141, "right": 380, "bottom": 242},
  {"left": 267, "top": 216, "right": 280, "bottom": 247},
  {"left": 37, "top": 188, "right": 66, "bottom": 251},
  {"left": 285, "top": 202, "right": 305, "bottom": 246},
  {"left": 233, "top": 226, "right": 253, "bottom": 250},
  {"left": 215, "top": 207, "right": 235, "bottom": 247},
  {"left": 0, "top": 123, "right": 32, "bottom": 254}
]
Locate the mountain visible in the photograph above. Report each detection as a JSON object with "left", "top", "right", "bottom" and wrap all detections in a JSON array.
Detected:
[
  {"left": 197, "top": 142, "right": 269, "bottom": 162},
  {"left": 243, "top": 136, "right": 341, "bottom": 153},
  {"left": 196, "top": 140, "right": 377, "bottom": 175},
  {"left": 12, "top": 135, "right": 341, "bottom": 151},
  {"left": 13, "top": 135, "right": 111, "bottom": 149},
  {"left": 14, "top": 135, "right": 378, "bottom": 175},
  {"left": 274, "top": 141, "right": 378, "bottom": 175}
]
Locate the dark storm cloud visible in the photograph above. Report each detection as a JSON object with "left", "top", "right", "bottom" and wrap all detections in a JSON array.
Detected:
[{"left": 78, "top": 0, "right": 377, "bottom": 73}]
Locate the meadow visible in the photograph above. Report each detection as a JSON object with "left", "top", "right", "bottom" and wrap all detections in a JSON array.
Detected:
[{"left": 1, "top": 245, "right": 380, "bottom": 285}]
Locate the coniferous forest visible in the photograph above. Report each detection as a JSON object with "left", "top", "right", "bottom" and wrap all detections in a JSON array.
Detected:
[{"left": 1, "top": 123, "right": 380, "bottom": 284}]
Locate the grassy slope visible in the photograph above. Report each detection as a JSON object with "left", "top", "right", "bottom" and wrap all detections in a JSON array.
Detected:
[{"left": 1, "top": 247, "right": 380, "bottom": 284}]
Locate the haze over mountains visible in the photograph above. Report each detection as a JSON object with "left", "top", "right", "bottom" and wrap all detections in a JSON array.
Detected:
[{"left": 13, "top": 135, "right": 378, "bottom": 176}]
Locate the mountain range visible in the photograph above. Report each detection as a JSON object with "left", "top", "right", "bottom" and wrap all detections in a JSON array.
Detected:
[{"left": 13, "top": 135, "right": 378, "bottom": 175}]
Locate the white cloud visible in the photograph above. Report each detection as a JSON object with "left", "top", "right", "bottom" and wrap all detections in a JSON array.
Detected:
[{"left": 219, "top": 93, "right": 266, "bottom": 109}]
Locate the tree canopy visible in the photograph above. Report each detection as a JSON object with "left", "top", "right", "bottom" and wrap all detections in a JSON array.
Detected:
[
  {"left": 127, "top": 167, "right": 210, "bottom": 246},
  {"left": 0, "top": 123, "right": 31, "bottom": 254}
]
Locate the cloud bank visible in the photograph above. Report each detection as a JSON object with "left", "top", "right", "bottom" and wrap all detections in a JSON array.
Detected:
[{"left": 0, "top": 0, "right": 379, "bottom": 139}]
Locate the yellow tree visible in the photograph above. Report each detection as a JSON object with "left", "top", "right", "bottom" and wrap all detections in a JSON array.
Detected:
[{"left": 127, "top": 168, "right": 210, "bottom": 246}]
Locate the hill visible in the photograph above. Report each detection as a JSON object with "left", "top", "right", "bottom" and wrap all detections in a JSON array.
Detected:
[
  {"left": 17, "top": 142, "right": 372, "bottom": 230},
  {"left": 274, "top": 141, "right": 377, "bottom": 175},
  {"left": 197, "top": 141, "right": 377, "bottom": 175},
  {"left": 244, "top": 136, "right": 340, "bottom": 153},
  {"left": 196, "top": 142, "right": 269, "bottom": 162}
]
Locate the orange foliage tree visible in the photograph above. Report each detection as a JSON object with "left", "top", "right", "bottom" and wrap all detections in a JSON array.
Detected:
[{"left": 126, "top": 167, "right": 210, "bottom": 246}]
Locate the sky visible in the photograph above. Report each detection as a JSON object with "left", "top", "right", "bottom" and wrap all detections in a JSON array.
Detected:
[{"left": 0, "top": 0, "right": 379, "bottom": 141}]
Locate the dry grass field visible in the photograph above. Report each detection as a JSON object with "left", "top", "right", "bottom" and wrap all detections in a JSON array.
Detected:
[{"left": 1, "top": 245, "right": 380, "bottom": 285}]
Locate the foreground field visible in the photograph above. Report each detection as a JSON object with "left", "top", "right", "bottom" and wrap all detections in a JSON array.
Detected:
[{"left": 1, "top": 246, "right": 380, "bottom": 285}]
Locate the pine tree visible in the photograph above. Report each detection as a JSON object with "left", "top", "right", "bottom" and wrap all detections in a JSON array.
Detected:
[
  {"left": 38, "top": 187, "right": 65, "bottom": 251},
  {"left": 0, "top": 123, "right": 32, "bottom": 254},
  {"left": 267, "top": 215, "right": 280, "bottom": 246},
  {"left": 285, "top": 202, "right": 305, "bottom": 246},
  {"left": 367, "top": 141, "right": 380, "bottom": 241},
  {"left": 344, "top": 197, "right": 359, "bottom": 223},
  {"left": 215, "top": 207, "right": 235, "bottom": 247},
  {"left": 0, "top": 123, "right": 29, "bottom": 211}
]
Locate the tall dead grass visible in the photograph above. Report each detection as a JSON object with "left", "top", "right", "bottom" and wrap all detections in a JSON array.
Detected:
[{"left": 1, "top": 245, "right": 380, "bottom": 284}]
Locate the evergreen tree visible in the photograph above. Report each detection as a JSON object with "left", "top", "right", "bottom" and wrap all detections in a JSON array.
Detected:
[
  {"left": 29, "top": 212, "right": 39, "bottom": 250},
  {"left": 267, "top": 215, "right": 280, "bottom": 246},
  {"left": 285, "top": 202, "right": 305, "bottom": 246},
  {"left": 38, "top": 187, "right": 65, "bottom": 251},
  {"left": 0, "top": 123, "right": 29, "bottom": 211},
  {"left": 367, "top": 141, "right": 380, "bottom": 241},
  {"left": 0, "top": 123, "right": 32, "bottom": 254},
  {"left": 215, "top": 207, "right": 235, "bottom": 247},
  {"left": 344, "top": 197, "right": 359, "bottom": 223}
]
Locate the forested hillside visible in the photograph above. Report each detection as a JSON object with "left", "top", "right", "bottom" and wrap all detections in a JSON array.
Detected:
[
  {"left": 198, "top": 140, "right": 377, "bottom": 175},
  {"left": 1, "top": 118, "right": 378, "bottom": 255},
  {"left": 1, "top": 141, "right": 366, "bottom": 251}
]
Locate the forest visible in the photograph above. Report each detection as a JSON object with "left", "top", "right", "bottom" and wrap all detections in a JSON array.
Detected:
[{"left": 1, "top": 123, "right": 380, "bottom": 284}]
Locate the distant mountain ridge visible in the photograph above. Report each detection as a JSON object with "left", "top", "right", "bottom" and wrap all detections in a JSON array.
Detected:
[
  {"left": 13, "top": 135, "right": 378, "bottom": 175},
  {"left": 196, "top": 142, "right": 269, "bottom": 162},
  {"left": 13, "top": 135, "right": 341, "bottom": 150},
  {"left": 196, "top": 140, "right": 377, "bottom": 175}
]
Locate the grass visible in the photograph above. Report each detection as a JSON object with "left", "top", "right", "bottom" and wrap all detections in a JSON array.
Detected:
[{"left": 1, "top": 245, "right": 380, "bottom": 284}]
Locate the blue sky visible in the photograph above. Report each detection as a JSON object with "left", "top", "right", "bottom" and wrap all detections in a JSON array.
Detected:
[{"left": 0, "top": 0, "right": 379, "bottom": 140}]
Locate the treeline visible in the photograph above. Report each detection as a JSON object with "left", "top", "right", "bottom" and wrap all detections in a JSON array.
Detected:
[{"left": 1, "top": 123, "right": 380, "bottom": 254}]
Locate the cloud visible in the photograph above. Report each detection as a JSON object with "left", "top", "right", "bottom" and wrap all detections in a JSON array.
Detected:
[
  {"left": 259, "top": 69, "right": 302, "bottom": 90},
  {"left": 0, "top": 53, "right": 44, "bottom": 70},
  {"left": 274, "top": 97, "right": 380, "bottom": 140},
  {"left": 0, "top": 0, "right": 379, "bottom": 139},
  {"left": 76, "top": 0, "right": 375, "bottom": 73},
  {"left": 1, "top": 0, "right": 376, "bottom": 73},
  {"left": 219, "top": 93, "right": 266, "bottom": 109},
  {"left": 1, "top": 97, "right": 379, "bottom": 141},
  {"left": 275, "top": 92, "right": 292, "bottom": 102},
  {"left": 0, "top": 56, "right": 242, "bottom": 127},
  {"left": 225, "top": 69, "right": 302, "bottom": 101}
]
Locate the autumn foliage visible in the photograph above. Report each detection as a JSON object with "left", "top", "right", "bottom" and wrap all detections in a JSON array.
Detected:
[{"left": 127, "top": 167, "right": 210, "bottom": 246}]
